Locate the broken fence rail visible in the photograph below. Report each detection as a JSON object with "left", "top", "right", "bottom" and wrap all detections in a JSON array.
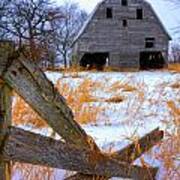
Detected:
[{"left": 0, "top": 43, "right": 164, "bottom": 179}]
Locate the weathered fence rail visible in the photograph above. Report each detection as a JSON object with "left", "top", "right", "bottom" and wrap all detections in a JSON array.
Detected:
[
  {"left": 0, "top": 82, "right": 12, "bottom": 180},
  {"left": 0, "top": 42, "right": 164, "bottom": 180},
  {"left": 2, "top": 127, "right": 158, "bottom": 179}
]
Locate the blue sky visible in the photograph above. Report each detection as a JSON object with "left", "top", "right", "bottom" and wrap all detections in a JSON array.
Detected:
[{"left": 56, "top": 0, "right": 180, "bottom": 40}]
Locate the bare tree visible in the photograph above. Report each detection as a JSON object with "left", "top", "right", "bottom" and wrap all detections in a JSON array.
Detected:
[
  {"left": 0, "top": 0, "right": 10, "bottom": 39},
  {"left": 170, "top": 42, "right": 180, "bottom": 63},
  {"left": 0, "top": 0, "right": 62, "bottom": 65},
  {"left": 51, "top": 2, "right": 88, "bottom": 68}
]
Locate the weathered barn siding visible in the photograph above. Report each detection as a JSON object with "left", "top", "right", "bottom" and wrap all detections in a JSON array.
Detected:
[{"left": 72, "top": 0, "right": 171, "bottom": 69}]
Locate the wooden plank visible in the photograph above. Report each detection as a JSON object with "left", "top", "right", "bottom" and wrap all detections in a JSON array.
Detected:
[
  {"left": 1, "top": 127, "right": 158, "bottom": 180},
  {"left": 0, "top": 41, "right": 15, "bottom": 77},
  {"left": 67, "top": 128, "right": 163, "bottom": 180},
  {"left": 0, "top": 48, "right": 99, "bottom": 150},
  {"left": 0, "top": 44, "right": 160, "bottom": 179},
  {"left": 65, "top": 174, "right": 108, "bottom": 180},
  {"left": 0, "top": 85, "right": 12, "bottom": 131},
  {"left": 111, "top": 128, "right": 164, "bottom": 163},
  {"left": 0, "top": 84, "right": 12, "bottom": 180}
]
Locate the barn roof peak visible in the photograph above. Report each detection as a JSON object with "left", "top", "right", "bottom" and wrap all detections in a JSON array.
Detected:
[{"left": 72, "top": 0, "right": 171, "bottom": 46}]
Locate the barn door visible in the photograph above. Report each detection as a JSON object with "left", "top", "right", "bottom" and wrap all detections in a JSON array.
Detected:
[{"left": 140, "top": 51, "right": 165, "bottom": 69}]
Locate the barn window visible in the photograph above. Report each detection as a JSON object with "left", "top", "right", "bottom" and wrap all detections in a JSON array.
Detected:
[
  {"left": 122, "top": 19, "right": 127, "bottom": 27},
  {"left": 106, "top": 8, "right": 113, "bottom": 18},
  {"left": 145, "top": 37, "right": 155, "bottom": 48},
  {"left": 136, "top": 9, "right": 143, "bottom": 19},
  {"left": 122, "top": 0, "right": 128, "bottom": 6}
]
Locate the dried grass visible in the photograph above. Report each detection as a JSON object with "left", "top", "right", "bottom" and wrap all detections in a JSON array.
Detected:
[
  {"left": 12, "top": 95, "right": 55, "bottom": 179},
  {"left": 11, "top": 72, "right": 179, "bottom": 180},
  {"left": 12, "top": 78, "right": 104, "bottom": 126},
  {"left": 62, "top": 65, "right": 81, "bottom": 78},
  {"left": 168, "top": 63, "right": 180, "bottom": 73},
  {"left": 12, "top": 93, "right": 47, "bottom": 128},
  {"left": 56, "top": 78, "right": 104, "bottom": 124},
  {"left": 155, "top": 100, "right": 180, "bottom": 179},
  {"left": 103, "top": 66, "right": 138, "bottom": 72},
  {"left": 170, "top": 82, "right": 180, "bottom": 89},
  {"left": 105, "top": 95, "right": 124, "bottom": 103},
  {"left": 122, "top": 84, "right": 137, "bottom": 92},
  {"left": 12, "top": 78, "right": 105, "bottom": 179},
  {"left": 107, "top": 81, "right": 137, "bottom": 93}
]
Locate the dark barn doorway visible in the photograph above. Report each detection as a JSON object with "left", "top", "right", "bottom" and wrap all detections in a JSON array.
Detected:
[
  {"left": 80, "top": 52, "right": 109, "bottom": 70},
  {"left": 140, "top": 51, "right": 165, "bottom": 70}
]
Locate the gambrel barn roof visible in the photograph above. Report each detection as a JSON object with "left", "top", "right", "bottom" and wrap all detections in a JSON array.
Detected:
[{"left": 72, "top": 0, "right": 171, "bottom": 46}]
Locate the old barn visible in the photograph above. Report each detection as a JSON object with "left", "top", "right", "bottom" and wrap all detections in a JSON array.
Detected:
[{"left": 71, "top": 0, "right": 171, "bottom": 70}]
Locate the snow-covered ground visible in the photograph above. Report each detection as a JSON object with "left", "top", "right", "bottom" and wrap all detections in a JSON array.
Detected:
[
  {"left": 12, "top": 70, "right": 179, "bottom": 180},
  {"left": 45, "top": 70, "right": 180, "bottom": 180},
  {"left": 46, "top": 70, "right": 179, "bottom": 142}
]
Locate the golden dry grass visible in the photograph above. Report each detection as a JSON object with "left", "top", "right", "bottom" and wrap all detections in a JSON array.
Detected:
[
  {"left": 168, "top": 63, "right": 180, "bottom": 73},
  {"left": 56, "top": 78, "right": 104, "bottom": 124},
  {"left": 12, "top": 78, "right": 105, "bottom": 179},
  {"left": 170, "top": 82, "right": 180, "bottom": 89},
  {"left": 107, "top": 81, "right": 137, "bottom": 93},
  {"left": 12, "top": 72, "right": 179, "bottom": 180},
  {"left": 12, "top": 93, "right": 47, "bottom": 128},
  {"left": 62, "top": 65, "right": 81, "bottom": 78},
  {"left": 103, "top": 66, "right": 138, "bottom": 72},
  {"left": 105, "top": 95, "right": 124, "bottom": 103},
  {"left": 13, "top": 78, "right": 104, "bottom": 126},
  {"left": 167, "top": 101, "right": 180, "bottom": 127},
  {"left": 156, "top": 100, "right": 180, "bottom": 180}
]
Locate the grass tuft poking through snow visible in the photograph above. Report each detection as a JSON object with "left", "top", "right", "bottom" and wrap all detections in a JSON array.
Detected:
[
  {"left": 13, "top": 93, "right": 47, "bottom": 128},
  {"left": 12, "top": 70, "right": 180, "bottom": 180},
  {"left": 168, "top": 63, "right": 180, "bottom": 73},
  {"left": 105, "top": 95, "right": 124, "bottom": 103},
  {"left": 56, "top": 78, "right": 105, "bottom": 124}
]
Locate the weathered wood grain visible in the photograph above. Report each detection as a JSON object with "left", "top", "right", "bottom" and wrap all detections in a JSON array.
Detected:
[
  {"left": 0, "top": 48, "right": 98, "bottom": 150},
  {"left": 0, "top": 42, "right": 161, "bottom": 179},
  {"left": 65, "top": 174, "right": 108, "bottom": 180},
  {"left": 2, "top": 127, "right": 158, "bottom": 180},
  {"left": 66, "top": 128, "right": 163, "bottom": 180},
  {"left": 111, "top": 127, "right": 164, "bottom": 163},
  {"left": 72, "top": 0, "right": 170, "bottom": 69},
  {"left": 0, "top": 41, "right": 15, "bottom": 78},
  {"left": 0, "top": 84, "right": 12, "bottom": 180}
]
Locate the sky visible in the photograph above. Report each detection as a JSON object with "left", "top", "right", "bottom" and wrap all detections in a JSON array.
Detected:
[{"left": 56, "top": 0, "right": 180, "bottom": 40}]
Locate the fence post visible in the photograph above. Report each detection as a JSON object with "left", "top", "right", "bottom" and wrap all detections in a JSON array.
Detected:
[{"left": 0, "top": 82, "right": 12, "bottom": 180}]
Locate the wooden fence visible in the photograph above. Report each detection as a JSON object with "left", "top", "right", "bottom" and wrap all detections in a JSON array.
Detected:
[{"left": 0, "top": 42, "right": 164, "bottom": 180}]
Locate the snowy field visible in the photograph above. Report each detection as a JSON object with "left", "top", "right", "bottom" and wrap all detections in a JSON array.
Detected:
[
  {"left": 13, "top": 70, "right": 180, "bottom": 180},
  {"left": 45, "top": 70, "right": 180, "bottom": 180}
]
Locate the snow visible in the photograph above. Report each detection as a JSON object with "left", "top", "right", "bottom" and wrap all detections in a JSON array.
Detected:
[
  {"left": 45, "top": 71, "right": 179, "bottom": 132},
  {"left": 12, "top": 70, "right": 179, "bottom": 179},
  {"left": 43, "top": 70, "right": 180, "bottom": 179}
]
